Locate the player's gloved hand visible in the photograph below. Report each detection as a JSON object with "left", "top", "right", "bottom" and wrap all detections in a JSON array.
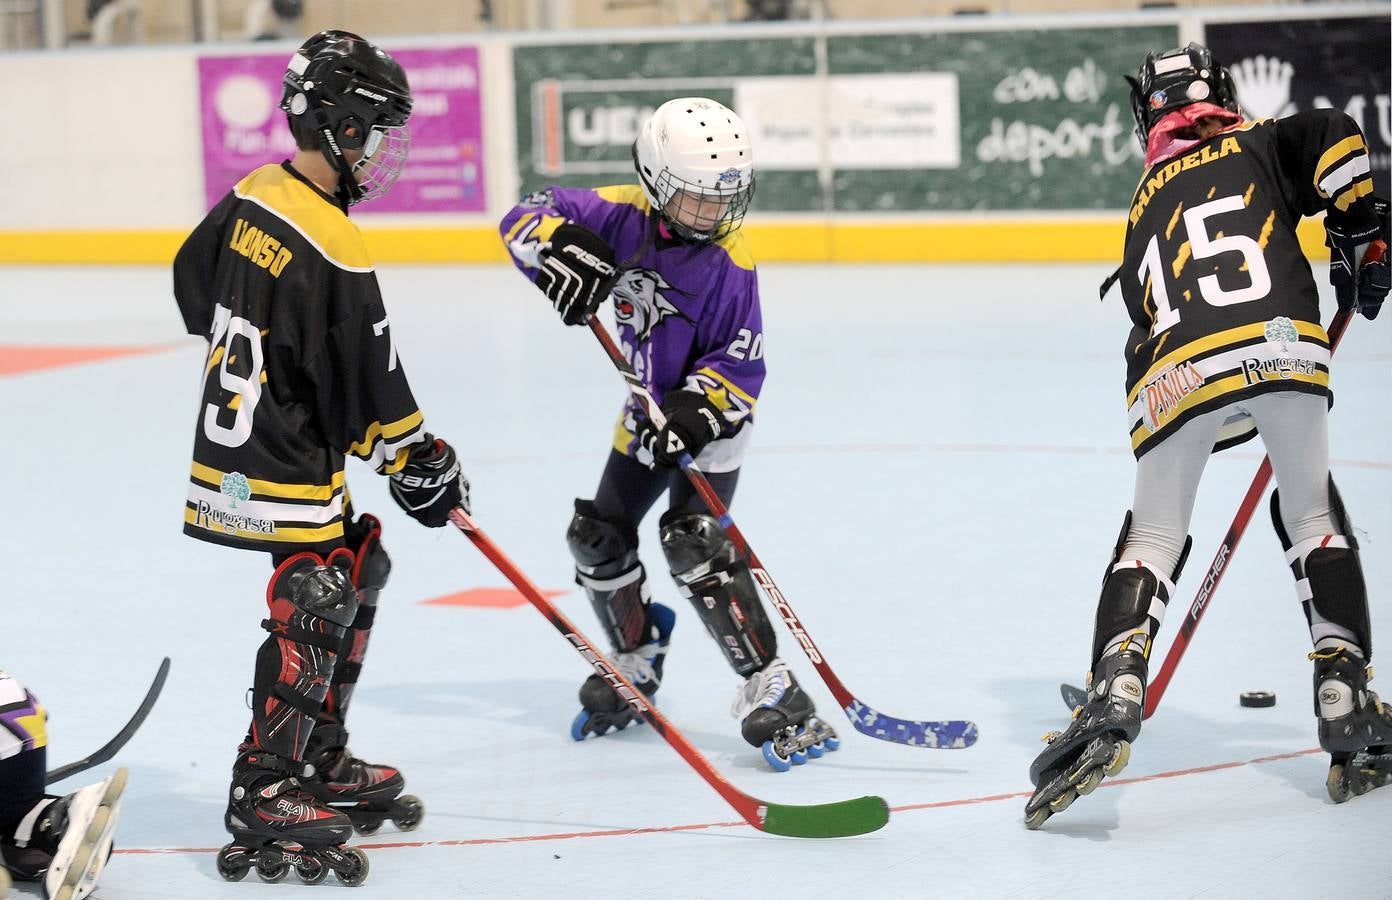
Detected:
[
  {"left": 638, "top": 390, "right": 723, "bottom": 469},
  {"left": 389, "top": 434, "right": 470, "bottom": 527},
  {"left": 1327, "top": 197, "right": 1390, "bottom": 321},
  {"left": 536, "top": 223, "right": 618, "bottom": 326}
]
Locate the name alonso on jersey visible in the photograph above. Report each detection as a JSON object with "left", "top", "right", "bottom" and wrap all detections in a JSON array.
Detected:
[{"left": 229, "top": 218, "right": 294, "bottom": 277}]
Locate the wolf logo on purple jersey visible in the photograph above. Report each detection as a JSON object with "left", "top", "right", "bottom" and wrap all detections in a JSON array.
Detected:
[{"left": 612, "top": 269, "right": 692, "bottom": 342}]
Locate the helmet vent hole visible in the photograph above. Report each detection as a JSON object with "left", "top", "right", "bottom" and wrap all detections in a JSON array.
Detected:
[
  {"left": 710, "top": 154, "right": 717, "bottom": 159},
  {"left": 706, "top": 136, "right": 714, "bottom": 142}
]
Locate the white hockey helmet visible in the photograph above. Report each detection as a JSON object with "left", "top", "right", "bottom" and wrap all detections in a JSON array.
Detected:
[{"left": 632, "top": 97, "right": 755, "bottom": 242}]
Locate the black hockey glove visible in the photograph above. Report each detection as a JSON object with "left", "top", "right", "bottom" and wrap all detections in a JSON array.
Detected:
[
  {"left": 1327, "top": 197, "right": 1390, "bottom": 321},
  {"left": 388, "top": 435, "right": 470, "bottom": 528},
  {"left": 536, "top": 223, "right": 618, "bottom": 326},
  {"left": 639, "top": 391, "right": 724, "bottom": 469}
]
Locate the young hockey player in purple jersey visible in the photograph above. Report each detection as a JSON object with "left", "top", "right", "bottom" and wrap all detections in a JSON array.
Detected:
[
  {"left": 174, "top": 31, "right": 469, "bottom": 883},
  {"left": 1025, "top": 44, "right": 1391, "bottom": 829},
  {"left": 0, "top": 671, "right": 127, "bottom": 900},
  {"left": 499, "top": 97, "right": 837, "bottom": 769}
]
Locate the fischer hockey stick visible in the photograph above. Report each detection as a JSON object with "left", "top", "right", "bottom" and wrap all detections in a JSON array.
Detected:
[
  {"left": 47, "top": 656, "right": 170, "bottom": 784},
  {"left": 1061, "top": 307, "right": 1356, "bottom": 716},
  {"left": 587, "top": 316, "right": 977, "bottom": 749},
  {"left": 448, "top": 508, "right": 889, "bottom": 838}
]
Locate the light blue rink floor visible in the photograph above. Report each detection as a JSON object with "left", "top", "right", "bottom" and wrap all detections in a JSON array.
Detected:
[{"left": 1, "top": 263, "right": 1389, "bottom": 899}]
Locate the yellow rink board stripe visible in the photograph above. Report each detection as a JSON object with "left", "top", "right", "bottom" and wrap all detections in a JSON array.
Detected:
[{"left": 0, "top": 217, "right": 1332, "bottom": 265}]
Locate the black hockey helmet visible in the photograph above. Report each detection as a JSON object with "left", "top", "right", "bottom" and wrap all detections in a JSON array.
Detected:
[
  {"left": 1125, "top": 42, "right": 1239, "bottom": 150},
  {"left": 280, "top": 29, "right": 413, "bottom": 206}
]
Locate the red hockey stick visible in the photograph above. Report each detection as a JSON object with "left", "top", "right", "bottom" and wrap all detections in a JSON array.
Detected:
[
  {"left": 587, "top": 317, "right": 976, "bottom": 748},
  {"left": 447, "top": 507, "right": 888, "bottom": 838},
  {"left": 1143, "top": 306, "right": 1355, "bottom": 717}
]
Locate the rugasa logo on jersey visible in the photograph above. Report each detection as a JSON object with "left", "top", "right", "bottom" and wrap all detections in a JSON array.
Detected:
[
  {"left": 230, "top": 218, "right": 295, "bottom": 277},
  {"left": 1141, "top": 360, "right": 1205, "bottom": 432},
  {"left": 1130, "top": 136, "right": 1243, "bottom": 226}
]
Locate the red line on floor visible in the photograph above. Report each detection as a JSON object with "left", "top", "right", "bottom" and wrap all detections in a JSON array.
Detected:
[{"left": 112, "top": 745, "right": 1325, "bottom": 855}]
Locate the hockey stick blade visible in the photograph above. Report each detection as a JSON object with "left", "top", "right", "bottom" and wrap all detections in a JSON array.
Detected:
[
  {"left": 761, "top": 796, "right": 890, "bottom": 839},
  {"left": 845, "top": 701, "right": 978, "bottom": 748},
  {"left": 586, "top": 317, "right": 977, "bottom": 749},
  {"left": 46, "top": 657, "right": 170, "bottom": 784},
  {"left": 1060, "top": 683, "right": 1089, "bottom": 710},
  {"left": 448, "top": 509, "right": 889, "bottom": 838}
]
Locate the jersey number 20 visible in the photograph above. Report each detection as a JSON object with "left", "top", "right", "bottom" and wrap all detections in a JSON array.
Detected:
[{"left": 1138, "top": 194, "right": 1273, "bottom": 337}]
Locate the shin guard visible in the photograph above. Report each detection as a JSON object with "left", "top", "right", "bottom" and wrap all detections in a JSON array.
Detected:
[
  {"left": 660, "top": 511, "right": 775, "bottom": 677},
  {"left": 250, "top": 549, "right": 358, "bottom": 761}
]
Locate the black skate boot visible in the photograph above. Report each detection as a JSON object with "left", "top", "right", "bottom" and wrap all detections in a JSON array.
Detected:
[
  {"left": 1025, "top": 649, "right": 1146, "bottom": 829},
  {"left": 217, "top": 749, "right": 368, "bottom": 887},
  {"left": 572, "top": 602, "right": 675, "bottom": 740},
  {"left": 1311, "top": 647, "right": 1392, "bottom": 802},
  {"left": 302, "top": 723, "right": 423, "bottom": 835},
  {"left": 1, "top": 768, "right": 126, "bottom": 900},
  {"left": 733, "top": 658, "right": 838, "bottom": 772}
]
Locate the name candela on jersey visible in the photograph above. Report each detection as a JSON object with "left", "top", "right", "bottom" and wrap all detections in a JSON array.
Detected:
[
  {"left": 174, "top": 163, "right": 429, "bottom": 553},
  {"left": 1117, "top": 110, "right": 1376, "bottom": 459}
]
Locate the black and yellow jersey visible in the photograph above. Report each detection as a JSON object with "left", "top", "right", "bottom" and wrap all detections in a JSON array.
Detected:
[
  {"left": 1120, "top": 109, "right": 1380, "bottom": 458},
  {"left": 174, "top": 163, "right": 427, "bottom": 552}
]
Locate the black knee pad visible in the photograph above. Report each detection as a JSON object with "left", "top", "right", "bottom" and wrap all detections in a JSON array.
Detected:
[
  {"left": 567, "top": 499, "right": 640, "bottom": 578},
  {"left": 1272, "top": 478, "right": 1371, "bottom": 656},
  {"left": 660, "top": 511, "right": 775, "bottom": 677},
  {"left": 265, "top": 549, "right": 359, "bottom": 633}
]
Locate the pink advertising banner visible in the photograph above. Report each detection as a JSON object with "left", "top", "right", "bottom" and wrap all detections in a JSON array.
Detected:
[{"left": 197, "top": 45, "right": 485, "bottom": 213}]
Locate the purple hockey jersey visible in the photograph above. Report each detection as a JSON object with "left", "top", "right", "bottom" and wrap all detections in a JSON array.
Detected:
[{"left": 500, "top": 184, "right": 765, "bottom": 473}]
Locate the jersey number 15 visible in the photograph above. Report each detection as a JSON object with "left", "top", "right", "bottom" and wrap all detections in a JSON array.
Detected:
[{"left": 1138, "top": 194, "right": 1272, "bottom": 337}]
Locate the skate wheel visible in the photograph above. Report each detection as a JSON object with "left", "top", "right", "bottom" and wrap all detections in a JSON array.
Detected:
[
  {"left": 296, "top": 857, "right": 329, "bottom": 885},
  {"left": 1103, "top": 741, "right": 1131, "bottom": 777},
  {"left": 1327, "top": 765, "right": 1351, "bottom": 803},
  {"left": 216, "top": 845, "right": 251, "bottom": 882},
  {"left": 1075, "top": 768, "right": 1105, "bottom": 797},
  {"left": 790, "top": 748, "right": 809, "bottom": 766},
  {"left": 824, "top": 736, "right": 840, "bottom": 752},
  {"left": 393, "top": 795, "right": 425, "bottom": 831},
  {"left": 1023, "top": 806, "right": 1051, "bottom": 830},
  {"left": 570, "top": 710, "right": 591, "bottom": 741},
  {"left": 806, "top": 742, "right": 824, "bottom": 759},
  {"left": 1048, "top": 788, "right": 1077, "bottom": 813},
  {"left": 334, "top": 847, "right": 370, "bottom": 887},
  {"left": 256, "top": 855, "right": 290, "bottom": 883},
  {"left": 761, "top": 740, "right": 792, "bottom": 773},
  {"left": 355, "top": 820, "right": 381, "bottom": 836}
]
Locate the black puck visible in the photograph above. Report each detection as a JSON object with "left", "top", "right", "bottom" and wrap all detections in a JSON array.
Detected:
[{"left": 1239, "top": 691, "right": 1276, "bottom": 708}]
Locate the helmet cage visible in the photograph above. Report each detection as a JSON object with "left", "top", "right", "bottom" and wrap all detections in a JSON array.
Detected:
[
  {"left": 638, "top": 157, "right": 756, "bottom": 243},
  {"left": 350, "top": 123, "right": 411, "bottom": 204}
]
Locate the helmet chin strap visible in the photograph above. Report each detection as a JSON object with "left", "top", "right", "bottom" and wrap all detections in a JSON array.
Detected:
[{"left": 302, "top": 98, "right": 361, "bottom": 207}]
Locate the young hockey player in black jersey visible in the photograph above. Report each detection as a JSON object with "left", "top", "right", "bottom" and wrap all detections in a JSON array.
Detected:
[
  {"left": 1026, "top": 43, "right": 1391, "bottom": 829},
  {"left": 174, "top": 31, "right": 469, "bottom": 884},
  {"left": 1, "top": 671, "right": 127, "bottom": 900},
  {"left": 499, "top": 98, "right": 837, "bottom": 771}
]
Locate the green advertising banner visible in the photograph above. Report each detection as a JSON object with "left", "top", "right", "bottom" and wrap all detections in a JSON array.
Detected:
[{"left": 513, "top": 24, "right": 1178, "bottom": 212}]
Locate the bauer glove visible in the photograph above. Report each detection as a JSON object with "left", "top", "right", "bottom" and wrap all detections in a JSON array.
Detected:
[
  {"left": 638, "top": 390, "right": 723, "bottom": 469},
  {"left": 389, "top": 435, "right": 470, "bottom": 527},
  {"left": 537, "top": 223, "right": 618, "bottom": 326},
  {"left": 1327, "top": 197, "right": 1390, "bottom": 321}
]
